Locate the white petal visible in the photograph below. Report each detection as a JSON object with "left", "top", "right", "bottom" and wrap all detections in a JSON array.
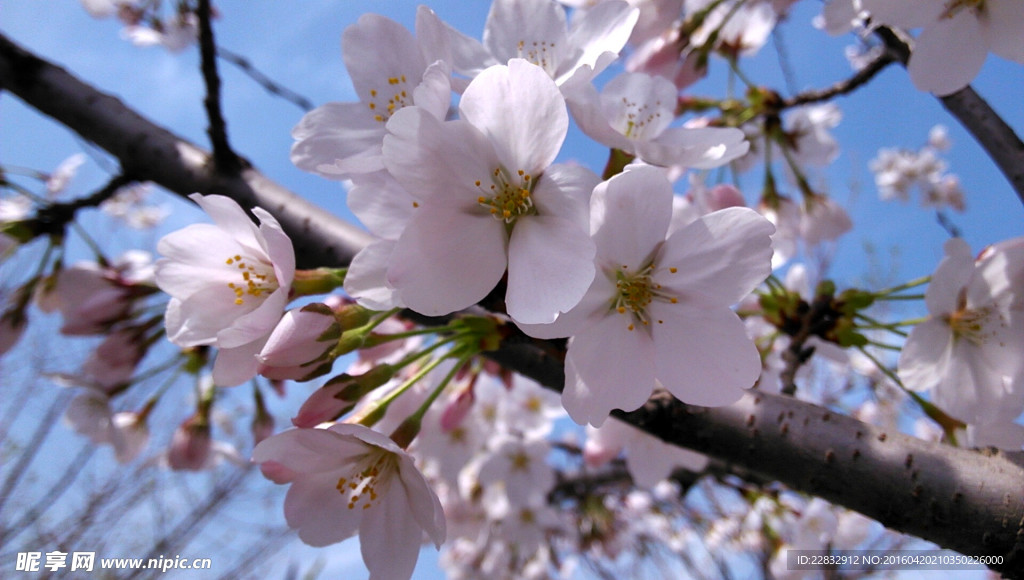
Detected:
[
  {"left": 925, "top": 238, "right": 974, "bottom": 315},
  {"left": 565, "top": 81, "right": 636, "bottom": 151},
  {"left": 652, "top": 303, "right": 759, "bottom": 406},
  {"left": 897, "top": 318, "right": 953, "bottom": 393},
  {"left": 484, "top": 0, "right": 568, "bottom": 72},
  {"left": 506, "top": 215, "right": 595, "bottom": 324},
  {"left": 442, "top": 18, "right": 497, "bottom": 79},
  {"left": 515, "top": 269, "right": 614, "bottom": 339},
  {"left": 347, "top": 171, "right": 418, "bottom": 240},
  {"left": 212, "top": 338, "right": 264, "bottom": 387},
  {"left": 344, "top": 240, "right": 404, "bottom": 311},
  {"left": 360, "top": 477, "right": 423, "bottom": 580},
  {"left": 591, "top": 166, "right": 673, "bottom": 270},
  {"left": 253, "top": 428, "right": 369, "bottom": 473},
  {"left": 563, "top": 313, "right": 657, "bottom": 426},
  {"left": 383, "top": 107, "right": 500, "bottom": 209},
  {"left": 564, "top": 0, "right": 638, "bottom": 78},
  {"left": 459, "top": 59, "right": 568, "bottom": 173},
  {"left": 285, "top": 472, "right": 361, "bottom": 547},
  {"left": 860, "top": 0, "right": 944, "bottom": 28},
  {"left": 397, "top": 454, "right": 447, "bottom": 547},
  {"left": 343, "top": 14, "right": 426, "bottom": 105},
  {"left": 908, "top": 12, "right": 987, "bottom": 95},
  {"left": 987, "top": 0, "right": 1024, "bottom": 63},
  {"left": 640, "top": 126, "right": 750, "bottom": 169},
  {"left": 190, "top": 194, "right": 264, "bottom": 253},
  {"left": 291, "top": 102, "right": 388, "bottom": 179},
  {"left": 530, "top": 164, "right": 599, "bottom": 233},
  {"left": 215, "top": 288, "right": 287, "bottom": 349},
  {"left": 656, "top": 207, "right": 775, "bottom": 307},
  {"left": 388, "top": 207, "right": 508, "bottom": 317},
  {"left": 254, "top": 208, "right": 296, "bottom": 286},
  {"left": 599, "top": 72, "right": 676, "bottom": 142}
]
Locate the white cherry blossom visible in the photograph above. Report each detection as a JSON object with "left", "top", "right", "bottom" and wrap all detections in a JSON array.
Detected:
[
  {"left": 898, "top": 237, "right": 1024, "bottom": 424},
  {"left": 155, "top": 194, "right": 295, "bottom": 386},
  {"left": 522, "top": 166, "right": 774, "bottom": 426},
  {"left": 441, "top": 0, "right": 638, "bottom": 93},
  {"left": 253, "top": 423, "right": 446, "bottom": 579},
  {"left": 291, "top": 7, "right": 452, "bottom": 180},
  {"left": 382, "top": 59, "right": 597, "bottom": 324},
  {"left": 567, "top": 71, "right": 750, "bottom": 170}
]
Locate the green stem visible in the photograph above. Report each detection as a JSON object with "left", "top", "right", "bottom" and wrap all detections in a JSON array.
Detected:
[
  {"left": 874, "top": 275, "right": 931, "bottom": 297},
  {"left": 409, "top": 348, "right": 474, "bottom": 426},
  {"left": 875, "top": 293, "right": 925, "bottom": 301},
  {"left": 354, "top": 353, "right": 450, "bottom": 427}
]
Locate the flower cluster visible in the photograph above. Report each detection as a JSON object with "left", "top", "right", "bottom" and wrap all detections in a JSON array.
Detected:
[{"left": 870, "top": 125, "right": 965, "bottom": 212}]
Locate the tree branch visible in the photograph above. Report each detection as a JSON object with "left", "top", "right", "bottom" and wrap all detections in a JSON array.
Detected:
[
  {"left": 2, "top": 31, "right": 1022, "bottom": 576},
  {"left": 0, "top": 32, "right": 374, "bottom": 270},
  {"left": 779, "top": 50, "right": 896, "bottom": 109},
  {"left": 196, "top": 0, "right": 241, "bottom": 173},
  {"left": 217, "top": 46, "right": 314, "bottom": 112}
]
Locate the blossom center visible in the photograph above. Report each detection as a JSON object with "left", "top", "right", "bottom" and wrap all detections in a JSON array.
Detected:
[
  {"left": 945, "top": 306, "right": 997, "bottom": 346},
  {"left": 336, "top": 452, "right": 397, "bottom": 511},
  {"left": 611, "top": 263, "right": 678, "bottom": 331},
  {"left": 516, "top": 39, "right": 557, "bottom": 76},
  {"left": 224, "top": 254, "right": 278, "bottom": 306},
  {"left": 367, "top": 75, "right": 411, "bottom": 124},
  {"left": 614, "top": 96, "right": 663, "bottom": 140},
  {"left": 476, "top": 168, "right": 536, "bottom": 224}
]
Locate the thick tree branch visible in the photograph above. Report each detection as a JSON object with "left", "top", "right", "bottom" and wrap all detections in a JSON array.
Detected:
[
  {"left": 2, "top": 32, "right": 1023, "bottom": 576},
  {"left": 874, "top": 26, "right": 1024, "bottom": 208},
  {"left": 0, "top": 33, "right": 373, "bottom": 270}
]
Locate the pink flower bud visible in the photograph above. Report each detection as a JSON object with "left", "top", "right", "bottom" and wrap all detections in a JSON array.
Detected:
[
  {"left": 167, "top": 415, "right": 212, "bottom": 471},
  {"left": 257, "top": 304, "right": 339, "bottom": 381},
  {"left": 440, "top": 384, "right": 475, "bottom": 433},
  {"left": 707, "top": 184, "right": 747, "bottom": 211},
  {"left": 291, "top": 380, "right": 354, "bottom": 428}
]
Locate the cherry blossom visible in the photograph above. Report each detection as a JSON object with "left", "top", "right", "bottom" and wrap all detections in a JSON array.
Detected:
[
  {"left": 567, "top": 71, "right": 750, "bottom": 170},
  {"left": 382, "top": 59, "right": 597, "bottom": 324},
  {"left": 861, "top": 0, "right": 1024, "bottom": 95},
  {"left": 898, "top": 237, "right": 1024, "bottom": 424},
  {"left": 253, "top": 423, "right": 446, "bottom": 579},
  {"left": 440, "top": 0, "right": 639, "bottom": 92},
  {"left": 155, "top": 194, "right": 295, "bottom": 387},
  {"left": 48, "top": 250, "right": 155, "bottom": 336},
  {"left": 522, "top": 166, "right": 774, "bottom": 426},
  {"left": 79, "top": 327, "right": 149, "bottom": 391},
  {"left": 64, "top": 389, "right": 150, "bottom": 463},
  {"left": 784, "top": 104, "right": 842, "bottom": 168},
  {"left": 685, "top": 0, "right": 779, "bottom": 57},
  {"left": 291, "top": 8, "right": 452, "bottom": 180}
]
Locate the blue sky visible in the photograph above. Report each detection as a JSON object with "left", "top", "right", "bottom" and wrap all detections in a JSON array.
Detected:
[{"left": 2, "top": 1, "right": 1023, "bottom": 578}]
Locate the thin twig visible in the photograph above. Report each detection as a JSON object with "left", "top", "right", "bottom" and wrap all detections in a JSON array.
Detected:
[
  {"left": 29, "top": 173, "right": 134, "bottom": 239},
  {"left": 197, "top": 0, "right": 241, "bottom": 173},
  {"left": 217, "top": 47, "right": 314, "bottom": 112},
  {"left": 779, "top": 50, "right": 896, "bottom": 109}
]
